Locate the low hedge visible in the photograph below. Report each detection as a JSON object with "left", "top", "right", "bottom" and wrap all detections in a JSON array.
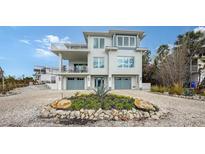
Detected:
[{"left": 68, "top": 93, "right": 135, "bottom": 110}]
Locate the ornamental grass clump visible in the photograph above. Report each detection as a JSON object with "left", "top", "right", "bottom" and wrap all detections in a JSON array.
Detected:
[
  {"left": 169, "top": 83, "right": 184, "bottom": 95},
  {"left": 151, "top": 85, "right": 167, "bottom": 93}
]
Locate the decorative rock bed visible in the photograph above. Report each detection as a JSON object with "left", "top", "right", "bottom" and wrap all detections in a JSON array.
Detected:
[
  {"left": 40, "top": 105, "right": 167, "bottom": 123},
  {"left": 0, "top": 91, "right": 20, "bottom": 97},
  {"left": 152, "top": 92, "right": 205, "bottom": 101}
]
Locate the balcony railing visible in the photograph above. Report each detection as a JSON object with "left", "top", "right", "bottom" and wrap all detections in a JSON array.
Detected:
[
  {"left": 191, "top": 65, "right": 198, "bottom": 73},
  {"left": 51, "top": 43, "right": 88, "bottom": 51},
  {"left": 61, "top": 66, "right": 88, "bottom": 73}
]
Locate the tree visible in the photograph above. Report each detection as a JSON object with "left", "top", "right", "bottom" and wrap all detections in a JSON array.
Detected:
[
  {"left": 142, "top": 50, "right": 158, "bottom": 84},
  {"left": 175, "top": 31, "right": 205, "bottom": 86}
]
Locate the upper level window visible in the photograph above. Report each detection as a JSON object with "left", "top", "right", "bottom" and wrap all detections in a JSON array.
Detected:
[
  {"left": 130, "top": 37, "right": 135, "bottom": 46},
  {"left": 118, "top": 37, "right": 123, "bottom": 46},
  {"left": 117, "top": 36, "right": 136, "bottom": 47},
  {"left": 93, "top": 38, "right": 98, "bottom": 48},
  {"left": 124, "top": 37, "right": 129, "bottom": 46},
  {"left": 93, "top": 38, "right": 105, "bottom": 49},
  {"left": 117, "top": 56, "right": 134, "bottom": 68},
  {"left": 93, "top": 57, "right": 104, "bottom": 68}
]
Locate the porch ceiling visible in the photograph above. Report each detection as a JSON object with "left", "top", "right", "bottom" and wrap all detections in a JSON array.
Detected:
[{"left": 53, "top": 50, "right": 88, "bottom": 62}]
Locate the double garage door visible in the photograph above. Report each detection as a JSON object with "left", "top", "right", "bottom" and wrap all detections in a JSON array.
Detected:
[
  {"left": 67, "top": 77, "right": 85, "bottom": 90},
  {"left": 114, "top": 77, "right": 131, "bottom": 89}
]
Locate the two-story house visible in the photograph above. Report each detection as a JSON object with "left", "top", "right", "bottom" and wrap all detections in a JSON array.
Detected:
[
  {"left": 191, "top": 52, "right": 205, "bottom": 84},
  {"left": 50, "top": 30, "right": 147, "bottom": 90}
]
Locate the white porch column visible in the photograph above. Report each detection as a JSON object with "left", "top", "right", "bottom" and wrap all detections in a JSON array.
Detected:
[
  {"left": 87, "top": 75, "right": 91, "bottom": 89},
  {"left": 139, "top": 75, "right": 142, "bottom": 90},
  {"left": 58, "top": 53, "right": 63, "bottom": 90},
  {"left": 59, "top": 53, "right": 62, "bottom": 72},
  {"left": 108, "top": 75, "right": 112, "bottom": 89}
]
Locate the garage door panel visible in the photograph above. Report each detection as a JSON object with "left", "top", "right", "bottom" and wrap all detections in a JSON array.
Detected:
[
  {"left": 67, "top": 77, "right": 84, "bottom": 90},
  {"left": 115, "top": 77, "right": 131, "bottom": 89}
]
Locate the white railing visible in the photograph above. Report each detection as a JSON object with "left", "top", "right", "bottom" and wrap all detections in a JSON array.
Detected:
[
  {"left": 191, "top": 65, "right": 198, "bottom": 72},
  {"left": 51, "top": 43, "right": 88, "bottom": 50}
]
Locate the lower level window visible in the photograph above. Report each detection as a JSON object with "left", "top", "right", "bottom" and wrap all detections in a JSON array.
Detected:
[
  {"left": 93, "top": 57, "right": 104, "bottom": 68},
  {"left": 117, "top": 56, "right": 134, "bottom": 68}
]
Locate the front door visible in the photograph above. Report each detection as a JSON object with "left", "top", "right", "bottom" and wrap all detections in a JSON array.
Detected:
[{"left": 95, "top": 77, "right": 105, "bottom": 88}]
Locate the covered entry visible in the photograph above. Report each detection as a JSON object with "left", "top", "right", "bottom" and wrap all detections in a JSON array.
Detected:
[
  {"left": 114, "top": 77, "right": 131, "bottom": 89},
  {"left": 67, "top": 77, "right": 85, "bottom": 90}
]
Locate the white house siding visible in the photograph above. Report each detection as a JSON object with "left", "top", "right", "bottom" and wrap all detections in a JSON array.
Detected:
[
  {"left": 88, "top": 36, "right": 111, "bottom": 75},
  {"left": 108, "top": 49, "right": 142, "bottom": 75},
  {"left": 50, "top": 31, "right": 145, "bottom": 90}
]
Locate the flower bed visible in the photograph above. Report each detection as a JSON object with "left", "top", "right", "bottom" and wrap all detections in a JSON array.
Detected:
[{"left": 40, "top": 93, "right": 167, "bottom": 123}]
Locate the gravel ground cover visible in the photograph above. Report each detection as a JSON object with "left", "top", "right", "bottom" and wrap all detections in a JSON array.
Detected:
[{"left": 0, "top": 86, "right": 205, "bottom": 127}]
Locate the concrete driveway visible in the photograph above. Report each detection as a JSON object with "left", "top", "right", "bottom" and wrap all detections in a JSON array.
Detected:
[{"left": 0, "top": 86, "right": 205, "bottom": 126}]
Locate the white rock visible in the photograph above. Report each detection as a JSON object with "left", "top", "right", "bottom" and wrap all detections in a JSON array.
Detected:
[
  {"left": 114, "top": 116, "right": 119, "bottom": 121},
  {"left": 89, "top": 115, "right": 94, "bottom": 120},
  {"left": 129, "top": 113, "right": 134, "bottom": 120},
  {"left": 111, "top": 109, "right": 118, "bottom": 116},
  {"left": 74, "top": 111, "right": 80, "bottom": 119},
  {"left": 81, "top": 113, "right": 85, "bottom": 119},
  {"left": 143, "top": 112, "right": 150, "bottom": 118},
  {"left": 40, "top": 109, "right": 50, "bottom": 118},
  {"left": 70, "top": 111, "right": 75, "bottom": 119},
  {"left": 88, "top": 110, "right": 95, "bottom": 116},
  {"left": 151, "top": 115, "right": 159, "bottom": 120},
  {"left": 132, "top": 108, "right": 137, "bottom": 113},
  {"left": 95, "top": 108, "right": 102, "bottom": 115}
]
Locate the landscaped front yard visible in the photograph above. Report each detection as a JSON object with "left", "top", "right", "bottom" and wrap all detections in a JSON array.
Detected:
[{"left": 0, "top": 85, "right": 205, "bottom": 127}]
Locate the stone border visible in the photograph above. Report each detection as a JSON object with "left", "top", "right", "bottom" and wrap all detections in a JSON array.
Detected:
[
  {"left": 0, "top": 92, "right": 20, "bottom": 97},
  {"left": 40, "top": 105, "right": 168, "bottom": 122},
  {"left": 151, "top": 92, "right": 205, "bottom": 101}
]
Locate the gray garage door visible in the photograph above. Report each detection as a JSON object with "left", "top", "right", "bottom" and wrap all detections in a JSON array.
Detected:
[
  {"left": 115, "top": 77, "right": 131, "bottom": 89},
  {"left": 67, "top": 77, "right": 84, "bottom": 90}
]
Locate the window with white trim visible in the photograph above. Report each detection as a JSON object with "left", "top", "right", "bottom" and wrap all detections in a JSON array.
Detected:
[
  {"left": 93, "top": 38, "right": 105, "bottom": 49},
  {"left": 93, "top": 57, "right": 104, "bottom": 68},
  {"left": 117, "top": 36, "right": 136, "bottom": 47},
  {"left": 117, "top": 56, "right": 134, "bottom": 68}
]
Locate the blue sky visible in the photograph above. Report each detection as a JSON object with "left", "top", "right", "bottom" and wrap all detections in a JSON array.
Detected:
[{"left": 0, "top": 26, "right": 201, "bottom": 77}]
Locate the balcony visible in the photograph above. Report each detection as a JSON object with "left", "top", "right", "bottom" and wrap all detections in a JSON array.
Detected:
[
  {"left": 191, "top": 65, "right": 198, "bottom": 73},
  {"left": 51, "top": 43, "right": 89, "bottom": 52},
  {"left": 55, "top": 65, "right": 88, "bottom": 75},
  {"left": 66, "top": 65, "right": 88, "bottom": 73}
]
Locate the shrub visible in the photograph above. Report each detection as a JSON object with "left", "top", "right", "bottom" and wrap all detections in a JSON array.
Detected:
[
  {"left": 169, "top": 83, "right": 184, "bottom": 95},
  {"left": 151, "top": 85, "right": 167, "bottom": 93},
  {"left": 184, "top": 88, "right": 195, "bottom": 96},
  {"left": 68, "top": 93, "right": 135, "bottom": 110}
]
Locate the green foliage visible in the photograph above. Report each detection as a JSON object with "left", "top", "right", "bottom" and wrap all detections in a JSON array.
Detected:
[
  {"left": 151, "top": 85, "right": 168, "bottom": 93},
  {"left": 168, "top": 83, "right": 184, "bottom": 95},
  {"left": 92, "top": 85, "right": 111, "bottom": 109},
  {"left": 0, "top": 75, "right": 34, "bottom": 94},
  {"left": 68, "top": 93, "right": 135, "bottom": 110},
  {"left": 184, "top": 88, "right": 195, "bottom": 96}
]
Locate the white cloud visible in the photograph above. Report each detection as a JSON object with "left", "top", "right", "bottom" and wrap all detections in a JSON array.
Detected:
[
  {"left": 34, "top": 35, "right": 71, "bottom": 58},
  {"left": 34, "top": 39, "right": 42, "bottom": 43},
  {"left": 35, "top": 48, "right": 54, "bottom": 58},
  {"left": 19, "top": 39, "right": 31, "bottom": 45},
  {"left": 194, "top": 26, "right": 205, "bottom": 33}
]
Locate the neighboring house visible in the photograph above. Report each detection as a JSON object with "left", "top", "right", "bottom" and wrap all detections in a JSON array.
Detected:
[
  {"left": 50, "top": 30, "right": 147, "bottom": 90},
  {"left": 191, "top": 52, "right": 205, "bottom": 84},
  {"left": 33, "top": 66, "right": 58, "bottom": 84}
]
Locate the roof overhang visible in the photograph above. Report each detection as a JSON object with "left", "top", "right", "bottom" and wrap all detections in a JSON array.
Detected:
[
  {"left": 83, "top": 29, "right": 145, "bottom": 42},
  {"left": 136, "top": 47, "right": 148, "bottom": 52},
  {"left": 52, "top": 50, "right": 89, "bottom": 62}
]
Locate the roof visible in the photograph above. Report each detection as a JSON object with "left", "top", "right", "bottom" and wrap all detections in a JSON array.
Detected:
[{"left": 83, "top": 29, "right": 145, "bottom": 42}]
